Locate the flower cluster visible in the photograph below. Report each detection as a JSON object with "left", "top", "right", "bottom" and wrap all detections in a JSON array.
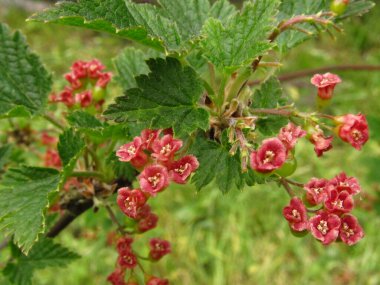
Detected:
[
  {"left": 283, "top": 172, "right": 364, "bottom": 246},
  {"left": 41, "top": 132, "right": 61, "bottom": 168},
  {"left": 50, "top": 59, "right": 112, "bottom": 109}
]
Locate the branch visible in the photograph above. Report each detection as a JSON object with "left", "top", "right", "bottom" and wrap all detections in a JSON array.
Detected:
[
  {"left": 42, "top": 113, "right": 65, "bottom": 130},
  {"left": 279, "top": 178, "right": 296, "bottom": 197}
]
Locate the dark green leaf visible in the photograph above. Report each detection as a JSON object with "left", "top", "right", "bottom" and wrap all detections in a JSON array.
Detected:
[
  {"left": 0, "top": 167, "right": 60, "bottom": 253},
  {"left": 57, "top": 129, "right": 85, "bottom": 167},
  {"left": 0, "top": 23, "right": 52, "bottom": 118},
  {"left": 106, "top": 152, "right": 137, "bottom": 181},
  {"left": 252, "top": 76, "right": 288, "bottom": 109},
  {"left": 209, "top": 0, "right": 237, "bottom": 23},
  {"left": 0, "top": 144, "right": 12, "bottom": 169},
  {"left": 104, "top": 57, "right": 209, "bottom": 136},
  {"left": 66, "top": 111, "right": 103, "bottom": 130}
]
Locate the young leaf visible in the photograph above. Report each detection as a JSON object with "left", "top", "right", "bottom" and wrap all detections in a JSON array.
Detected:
[
  {"left": 0, "top": 23, "right": 52, "bottom": 118},
  {"left": 189, "top": 135, "right": 244, "bottom": 193},
  {"left": 66, "top": 110, "right": 103, "bottom": 130},
  {"left": 0, "top": 167, "right": 60, "bottom": 254},
  {"left": 104, "top": 57, "right": 209, "bottom": 136},
  {"left": 3, "top": 238, "right": 79, "bottom": 285},
  {"left": 200, "top": 0, "right": 279, "bottom": 72}
]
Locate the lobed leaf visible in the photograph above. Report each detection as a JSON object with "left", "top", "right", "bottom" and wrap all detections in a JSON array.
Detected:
[
  {"left": 66, "top": 110, "right": 103, "bottom": 130},
  {"left": 336, "top": 0, "right": 376, "bottom": 21}
]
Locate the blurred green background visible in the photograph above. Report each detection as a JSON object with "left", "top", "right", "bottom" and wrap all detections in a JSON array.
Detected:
[{"left": 1, "top": 1, "right": 380, "bottom": 284}]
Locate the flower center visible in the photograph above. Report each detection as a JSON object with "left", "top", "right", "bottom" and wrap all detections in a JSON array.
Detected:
[
  {"left": 317, "top": 220, "right": 329, "bottom": 235},
  {"left": 160, "top": 144, "right": 172, "bottom": 155},
  {"left": 148, "top": 174, "right": 161, "bottom": 188},
  {"left": 292, "top": 209, "right": 300, "bottom": 219},
  {"left": 127, "top": 146, "right": 136, "bottom": 155},
  {"left": 351, "top": 129, "right": 362, "bottom": 141},
  {"left": 125, "top": 196, "right": 137, "bottom": 212},
  {"left": 263, "top": 151, "right": 275, "bottom": 164},
  {"left": 332, "top": 199, "right": 344, "bottom": 209},
  {"left": 174, "top": 163, "right": 189, "bottom": 175},
  {"left": 342, "top": 223, "right": 355, "bottom": 237},
  {"left": 313, "top": 187, "right": 323, "bottom": 194}
]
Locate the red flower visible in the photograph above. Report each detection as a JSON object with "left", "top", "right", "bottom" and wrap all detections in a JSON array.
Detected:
[
  {"left": 117, "top": 188, "right": 147, "bottom": 219},
  {"left": 146, "top": 277, "right": 169, "bottom": 285},
  {"left": 71, "top": 60, "right": 88, "bottom": 78},
  {"left": 107, "top": 268, "right": 126, "bottom": 285},
  {"left": 87, "top": 59, "right": 105, "bottom": 78},
  {"left": 141, "top": 129, "right": 161, "bottom": 151},
  {"left": 282, "top": 197, "right": 309, "bottom": 232},
  {"left": 335, "top": 113, "right": 369, "bottom": 150},
  {"left": 41, "top": 132, "right": 57, "bottom": 146},
  {"left": 139, "top": 164, "right": 170, "bottom": 196},
  {"left": 309, "top": 126, "right": 333, "bottom": 157},
  {"left": 44, "top": 149, "right": 62, "bottom": 168},
  {"left": 339, "top": 215, "right": 364, "bottom": 246},
  {"left": 250, "top": 138, "right": 287, "bottom": 173},
  {"left": 135, "top": 204, "right": 152, "bottom": 220},
  {"left": 96, "top": 72, "right": 112, "bottom": 88},
  {"left": 138, "top": 212, "right": 158, "bottom": 233},
  {"left": 64, "top": 73, "right": 83, "bottom": 90},
  {"left": 324, "top": 188, "right": 354, "bottom": 214},
  {"left": 304, "top": 178, "right": 329, "bottom": 205},
  {"left": 310, "top": 73, "right": 342, "bottom": 100},
  {"left": 309, "top": 211, "right": 341, "bottom": 245},
  {"left": 149, "top": 238, "right": 171, "bottom": 261},
  {"left": 117, "top": 251, "right": 137, "bottom": 269},
  {"left": 116, "top": 137, "right": 148, "bottom": 168},
  {"left": 53, "top": 88, "right": 75, "bottom": 107},
  {"left": 116, "top": 236, "right": 134, "bottom": 254},
  {"left": 329, "top": 172, "right": 361, "bottom": 195},
  {"left": 76, "top": 90, "right": 93, "bottom": 108},
  {"left": 278, "top": 123, "right": 306, "bottom": 151},
  {"left": 168, "top": 155, "right": 199, "bottom": 184},
  {"left": 151, "top": 135, "right": 183, "bottom": 162}
]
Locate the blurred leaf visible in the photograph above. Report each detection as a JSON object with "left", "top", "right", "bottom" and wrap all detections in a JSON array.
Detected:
[
  {"left": 251, "top": 76, "right": 287, "bottom": 108},
  {"left": 367, "top": 114, "right": 380, "bottom": 142},
  {"left": 0, "top": 144, "right": 13, "bottom": 169},
  {"left": 106, "top": 152, "right": 137, "bottom": 181},
  {"left": 256, "top": 116, "right": 289, "bottom": 136},
  {"left": 0, "top": 167, "right": 60, "bottom": 254},
  {"left": 336, "top": 0, "right": 375, "bottom": 21},
  {"left": 66, "top": 111, "right": 103, "bottom": 130},
  {"left": 200, "top": 0, "right": 279, "bottom": 72},
  {"left": 104, "top": 57, "right": 209, "bottom": 136},
  {"left": 0, "top": 23, "right": 52, "bottom": 118},
  {"left": 190, "top": 135, "right": 244, "bottom": 193},
  {"left": 3, "top": 238, "right": 79, "bottom": 285}
]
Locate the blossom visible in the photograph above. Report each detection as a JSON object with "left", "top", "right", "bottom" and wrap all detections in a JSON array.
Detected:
[
  {"left": 64, "top": 73, "right": 83, "bottom": 90},
  {"left": 71, "top": 60, "right": 88, "bottom": 78},
  {"left": 141, "top": 129, "right": 161, "bottom": 151},
  {"left": 135, "top": 204, "right": 152, "bottom": 220},
  {"left": 309, "top": 211, "right": 341, "bottom": 245},
  {"left": 335, "top": 113, "right": 369, "bottom": 150},
  {"left": 329, "top": 172, "right": 361, "bottom": 195},
  {"left": 107, "top": 268, "right": 126, "bottom": 285},
  {"left": 146, "top": 277, "right": 169, "bottom": 285},
  {"left": 282, "top": 197, "right": 309, "bottom": 232},
  {"left": 310, "top": 72, "right": 342, "bottom": 100},
  {"left": 149, "top": 238, "right": 171, "bottom": 261},
  {"left": 116, "top": 137, "right": 148, "bottom": 168},
  {"left": 168, "top": 155, "right": 199, "bottom": 184},
  {"left": 304, "top": 178, "right": 329, "bottom": 205},
  {"left": 116, "top": 236, "right": 134, "bottom": 254},
  {"left": 53, "top": 88, "right": 75, "bottom": 107},
  {"left": 87, "top": 59, "right": 105, "bottom": 78},
  {"left": 324, "top": 188, "right": 354, "bottom": 214},
  {"left": 138, "top": 212, "right": 158, "bottom": 233},
  {"left": 139, "top": 164, "right": 170, "bottom": 196},
  {"left": 309, "top": 126, "right": 333, "bottom": 157},
  {"left": 44, "top": 149, "right": 62, "bottom": 168},
  {"left": 96, "top": 72, "right": 112, "bottom": 88},
  {"left": 76, "top": 90, "right": 93, "bottom": 108},
  {"left": 151, "top": 135, "right": 183, "bottom": 162},
  {"left": 117, "top": 188, "right": 147, "bottom": 219},
  {"left": 250, "top": 138, "right": 287, "bottom": 173},
  {"left": 41, "top": 132, "right": 57, "bottom": 146},
  {"left": 117, "top": 250, "right": 137, "bottom": 269},
  {"left": 278, "top": 123, "right": 306, "bottom": 151},
  {"left": 339, "top": 215, "right": 364, "bottom": 246}
]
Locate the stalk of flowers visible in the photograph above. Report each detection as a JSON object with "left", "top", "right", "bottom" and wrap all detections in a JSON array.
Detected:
[
  {"left": 283, "top": 172, "right": 364, "bottom": 246},
  {"left": 50, "top": 59, "right": 112, "bottom": 111}
]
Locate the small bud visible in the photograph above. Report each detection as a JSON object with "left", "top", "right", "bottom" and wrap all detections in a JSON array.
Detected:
[{"left": 330, "top": 0, "right": 349, "bottom": 15}]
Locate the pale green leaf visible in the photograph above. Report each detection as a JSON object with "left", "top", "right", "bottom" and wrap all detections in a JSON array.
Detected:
[
  {"left": 0, "top": 144, "right": 12, "bottom": 169},
  {"left": 209, "top": 0, "right": 237, "bottom": 23}
]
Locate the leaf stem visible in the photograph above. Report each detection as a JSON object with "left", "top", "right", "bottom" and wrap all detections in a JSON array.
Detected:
[
  {"left": 105, "top": 205, "right": 126, "bottom": 235},
  {"left": 42, "top": 113, "right": 65, "bottom": 130},
  {"left": 279, "top": 177, "right": 296, "bottom": 197}
]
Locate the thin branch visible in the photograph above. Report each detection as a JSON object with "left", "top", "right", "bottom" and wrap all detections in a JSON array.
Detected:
[
  {"left": 42, "top": 114, "right": 65, "bottom": 130},
  {"left": 250, "top": 108, "right": 293, "bottom": 117},
  {"left": 279, "top": 178, "right": 296, "bottom": 197},
  {"left": 105, "top": 205, "right": 126, "bottom": 235},
  {"left": 284, "top": 179, "right": 305, "bottom": 188}
]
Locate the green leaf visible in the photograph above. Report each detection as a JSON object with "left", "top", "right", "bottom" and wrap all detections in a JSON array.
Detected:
[
  {"left": 28, "top": 0, "right": 182, "bottom": 51},
  {"left": 189, "top": 135, "right": 243, "bottom": 193},
  {"left": 336, "top": 0, "right": 375, "bottom": 21},
  {"left": 0, "top": 167, "right": 60, "bottom": 254},
  {"left": 209, "top": 0, "right": 237, "bottom": 23},
  {"left": 57, "top": 129, "right": 85, "bottom": 167},
  {"left": 106, "top": 152, "right": 137, "bottom": 181},
  {"left": 0, "top": 23, "right": 52, "bottom": 118},
  {"left": 252, "top": 76, "right": 288, "bottom": 108},
  {"left": 200, "top": 0, "right": 279, "bottom": 72},
  {"left": 66, "top": 111, "right": 103, "bottom": 130},
  {"left": 3, "top": 238, "right": 79, "bottom": 285},
  {"left": 256, "top": 116, "right": 289, "bottom": 136},
  {"left": 0, "top": 144, "right": 13, "bottom": 170},
  {"left": 104, "top": 57, "right": 209, "bottom": 136}
]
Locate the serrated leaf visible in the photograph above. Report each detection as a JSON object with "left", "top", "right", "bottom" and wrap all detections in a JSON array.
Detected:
[
  {"left": 0, "top": 144, "right": 12, "bottom": 169},
  {"left": 0, "top": 167, "right": 60, "bottom": 254},
  {"left": 256, "top": 116, "right": 289, "bottom": 136},
  {"left": 209, "top": 0, "right": 237, "bottom": 23},
  {"left": 3, "top": 238, "right": 79, "bottom": 285},
  {"left": 336, "top": 0, "right": 375, "bottom": 21},
  {"left": 57, "top": 129, "right": 85, "bottom": 167},
  {"left": 104, "top": 57, "right": 209, "bottom": 136},
  {"left": 106, "top": 152, "right": 137, "bottom": 181},
  {"left": 252, "top": 76, "right": 287, "bottom": 108},
  {"left": 190, "top": 135, "right": 243, "bottom": 193},
  {"left": 66, "top": 110, "right": 103, "bottom": 130},
  {"left": 28, "top": 0, "right": 182, "bottom": 51},
  {"left": 200, "top": 0, "right": 279, "bottom": 72},
  {"left": 0, "top": 23, "right": 52, "bottom": 118}
]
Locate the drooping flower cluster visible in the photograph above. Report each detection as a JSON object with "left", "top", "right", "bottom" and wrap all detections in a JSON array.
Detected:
[
  {"left": 283, "top": 172, "right": 364, "bottom": 246},
  {"left": 50, "top": 59, "right": 112, "bottom": 109}
]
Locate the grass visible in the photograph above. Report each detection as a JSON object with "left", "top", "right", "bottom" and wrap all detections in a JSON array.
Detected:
[{"left": 1, "top": 2, "right": 380, "bottom": 285}]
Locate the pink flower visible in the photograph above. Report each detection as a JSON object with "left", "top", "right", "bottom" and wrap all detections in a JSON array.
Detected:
[
  {"left": 168, "top": 155, "right": 199, "bottom": 184},
  {"left": 76, "top": 90, "right": 93, "bottom": 108},
  {"left": 329, "top": 172, "right": 361, "bottom": 195},
  {"left": 116, "top": 188, "right": 147, "bottom": 219},
  {"left": 117, "top": 250, "right": 137, "bottom": 269},
  {"left": 278, "top": 123, "right": 306, "bottom": 151},
  {"left": 151, "top": 135, "right": 183, "bottom": 162},
  {"left": 41, "top": 132, "right": 57, "bottom": 146},
  {"left": 139, "top": 165, "right": 170, "bottom": 196},
  {"left": 250, "top": 138, "right": 287, "bottom": 173},
  {"left": 96, "top": 72, "right": 112, "bottom": 88},
  {"left": 309, "top": 211, "right": 341, "bottom": 245},
  {"left": 149, "top": 238, "right": 171, "bottom": 261},
  {"left": 304, "top": 178, "right": 329, "bottom": 205},
  {"left": 309, "top": 126, "right": 333, "bottom": 157},
  {"left": 339, "top": 215, "right": 364, "bottom": 246},
  {"left": 138, "top": 212, "right": 158, "bottom": 233},
  {"left": 324, "top": 188, "right": 354, "bottom": 214},
  {"left": 310, "top": 73, "right": 342, "bottom": 100},
  {"left": 116, "top": 137, "right": 148, "bottom": 168},
  {"left": 141, "top": 129, "right": 161, "bottom": 151},
  {"left": 135, "top": 204, "right": 152, "bottom": 220},
  {"left": 87, "top": 59, "right": 105, "bottom": 78},
  {"left": 282, "top": 197, "right": 309, "bottom": 232},
  {"left": 54, "top": 88, "right": 75, "bottom": 107},
  {"left": 64, "top": 73, "right": 83, "bottom": 90},
  {"left": 146, "top": 277, "right": 169, "bottom": 285},
  {"left": 71, "top": 60, "right": 88, "bottom": 78},
  {"left": 116, "top": 236, "right": 134, "bottom": 254},
  {"left": 107, "top": 268, "right": 126, "bottom": 285},
  {"left": 335, "top": 114, "right": 369, "bottom": 150},
  {"left": 44, "top": 149, "right": 62, "bottom": 168}
]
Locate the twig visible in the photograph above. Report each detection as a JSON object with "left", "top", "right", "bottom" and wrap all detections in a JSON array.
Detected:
[
  {"left": 279, "top": 178, "right": 296, "bottom": 197},
  {"left": 105, "top": 205, "right": 126, "bottom": 235},
  {"left": 284, "top": 178, "right": 305, "bottom": 188},
  {"left": 42, "top": 114, "right": 65, "bottom": 130}
]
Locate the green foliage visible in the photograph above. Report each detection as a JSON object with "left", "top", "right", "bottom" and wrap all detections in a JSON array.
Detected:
[
  {"left": 66, "top": 111, "right": 103, "bottom": 130},
  {"left": 190, "top": 135, "right": 244, "bottom": 193},
  {"left": 336, "top": 0, "right": 376, "bottom": 20},
  {"left": 209, "top": 0, "right": 237, "bottom": 23},
  {"left": 0, "top": 144, "right": 13, "bottom": 169},
  {"left": 0, "top": 167, "right": 60, "bottom": 254},
  {"left": 200, "top": 0, "right": 279, "bottom": 72},
  {"left": 104, "top": 57, "right": 209, "bottom": 136},
  {"left": 3, "top": 238, "right": 79, "bottom": 285},
  {"left": 57, "top": 129, "right": 85, "bottom": 167},
  {"left": 0, "top": 23, "right": 52, "bottom": 118},
  {"left": 106, "top": 152, "right": 137, "bottom": 181}
]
